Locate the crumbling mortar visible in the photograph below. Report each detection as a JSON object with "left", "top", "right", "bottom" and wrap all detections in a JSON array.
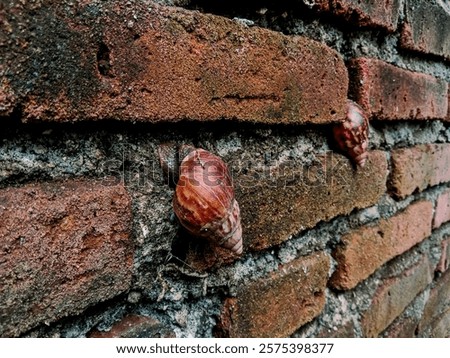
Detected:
[
  {"left": 2, "top": 0, "right": 450, "bottom": 335},
  {"left": 2, "top": 118, "right": 450, "bottom": 337},
  {"left": 181, "top": 1, "right": 450, "bottom": 81}
]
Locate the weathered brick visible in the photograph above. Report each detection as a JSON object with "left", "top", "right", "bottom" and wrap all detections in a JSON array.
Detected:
[
  {"left": 400, "top": 0, "right": 450, "bottom": 60},
  {"left": 348, "top": 58, "right": 448, "bottom": 120},
  {"left": 429, "top": 308, "right": 450, "bottom": 338},
  {"left": 182, "top": 151, "right": 387, "bottom": 269},
  {"left": 330, "top": 200, "right": 433, "bottom": 290},
  {"left": 306, "top": 0, "right": 401, "bottom": 32},
  {"left": 1, "top": 0, "right": 347, "bottom": 124},
  {"left": 436, "top": 237, "right": 450, "bottom": 274},
  {"left": 382, "top": 316, "right": 419, "bottom": 338},
  {"left": 389, "top": 144, "right": 450, "bottom": 199},
  {"left": 418, "top": 269, "right": 450, "bottom": 333},
  {"left": 0, "top": 82, "right": 16, "bottom": 117},
  {"left": 361, "top": 256, "right": 432, "bottom": 337},
  {"left": 240, "top": 151, "right": 387, "bottom": 252},
  {"left": 215, "top": 252, "right": 329, "bottom": 337},
  {"left": 448, "top": 90, "right": 450, "bottom": 121},
  {"left": 316, "top": 321, "right": 357, "bottom": 338},
  {"left": 448, "top": 91, "right": 450, "bottom": 121},
  {"left": 88, "top": 315, "right": 175, "bottom": 338},
  {"left": 0, "top": 179, "right": 133, "bottom": 337},
  {"left": 434, "top": 189, "right": 450, "bottom": 229}
]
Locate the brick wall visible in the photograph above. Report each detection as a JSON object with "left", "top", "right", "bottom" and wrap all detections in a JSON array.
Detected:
[{"left": 1, "top": 0, "right": 449, "bottom": 338}]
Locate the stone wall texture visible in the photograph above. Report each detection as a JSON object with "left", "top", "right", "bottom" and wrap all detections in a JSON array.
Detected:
[{"left": 1, "top": 0, "right": 450, "bottom": 338}]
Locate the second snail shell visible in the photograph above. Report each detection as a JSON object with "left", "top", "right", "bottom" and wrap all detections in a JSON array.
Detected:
[
  {"left": 333, "top": 100, "right": 369, "bottom": 167},
  {"left": 173, "top": 148, "right": 243, "bottom": 255}
]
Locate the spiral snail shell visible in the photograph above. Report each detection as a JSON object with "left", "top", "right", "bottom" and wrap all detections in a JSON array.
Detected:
[
  {"left": 333, "top": 100, "right": 369, "bottom": 167},
  {"left": 172, "top": 148, "right": 243, "bottom": 255}
]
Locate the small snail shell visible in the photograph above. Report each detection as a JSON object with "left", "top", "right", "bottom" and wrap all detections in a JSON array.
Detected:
[
  {"left": 173, "top": 148, "right": 243, "bottom": 255},
  {"left": 333, "top": 99, "right": 369, "bottom": 167}
]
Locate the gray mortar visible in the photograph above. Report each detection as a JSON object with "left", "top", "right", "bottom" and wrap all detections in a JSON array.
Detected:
[
  {"left": 292, "top": 223, "right": 450, "bottom": 338},
  {"left": 0, "top": 123, "right": 331, "bottom": 337},
  {"left": 377, "top": 221, "right": 450, "bottom": 337},
  {"left": 371, "top": 121, "right": 449, "bottom": 150},
  {"left": 2, "top": 119, "right": 449, "bottom": 337},
  {"left": 440, "top": 0, "right": 450, "bottom": 12},
  {"left": 379, "top": 289, "right": 428, "bottom": 337},
  {"left": 183, "top": 0, "right": 450, "bottom": 81},
  {"left": 290, "top": 16, "right": 450, "bottom": 81},
  {"left": 3, "top": 0, "right": 450, "bottom": 338}
]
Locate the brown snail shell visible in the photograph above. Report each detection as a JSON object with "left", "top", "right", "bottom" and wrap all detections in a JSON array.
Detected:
[
  {"left": 333, "top": 99, "right": 369, "bottom": 167},
  {"left": 173, "top": 148, "right": 243, "bottom": 255}
]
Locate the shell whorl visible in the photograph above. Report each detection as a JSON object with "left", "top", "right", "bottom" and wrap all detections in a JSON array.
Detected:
[{"left": 173, "top": 148, "right": 243, "bottom": 255}]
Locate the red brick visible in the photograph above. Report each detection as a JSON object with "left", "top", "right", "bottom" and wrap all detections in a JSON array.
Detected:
[
  {"left": 0, "top": 179, "right": 133, "bottom": 337},
  {"left": 0, "top": 82, "right": 16, "bottom": 117},
  {"left": 215, "top": 252, "right": 329, "bottom": 337},
  {"left": 418, "top": 269, "right": 450, "bottom": 333},
  {"left": 1, "top": 1, "right": 347, "bottom": 124},
  {"left": 434, "top": 190, "right": 450, "bottom": 229},
  {"left": 429, "top": 308, "right": 450, "bottom": 338},
  {"left": 361, "top": 256, "right": 432, "bottom": 337},
  {"left": 309, "top": 0, "right": 401, "bottom": 32},
  {"left": 348, "top": 58, "right": 448, "bottom": 121},
  {"left": 389, "top": 144, "right": 450, "bottom": 199},
  {"left": 183, "top": 151, "right": 387, "bottom": 270},
  {"left": 330, "top": 200, "right": 433, "bottom": 290},
  {"left": 382, "top": 316, "right": 419, "bottom": 338},
  {"left": 240, "top": 151, "right": 388, "bottom": 252},
  {"left": 448, "top": 90, "right": 450, "bottom": 121},
  {"left": 88, "top": 315, "right": 175, "bottom": 338},
  {"left": 436, "top": 238, "right": 450, "bottom": 274},
  {"left": 400, "top": 0, "right": 450, "bottom": 60},
  {"left": 447, "top": 89, "right": 450, "bottom": 121}
]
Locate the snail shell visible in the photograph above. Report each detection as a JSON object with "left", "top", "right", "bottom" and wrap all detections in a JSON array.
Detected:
[
  {"left": 173, "top": 148, "right": 243, "bottom": 255},
  {"left": 333, "top": 99, "right": 369, "bottom": 167}
]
